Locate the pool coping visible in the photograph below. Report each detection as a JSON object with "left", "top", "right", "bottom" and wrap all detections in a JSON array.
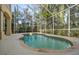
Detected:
[{"left": 19, "top": 32, "right": 79, "bottom": 54}]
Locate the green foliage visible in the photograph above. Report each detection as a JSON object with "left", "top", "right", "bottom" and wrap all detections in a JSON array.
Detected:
[
  {"left": 41, "top": 12, "right": 50, "bottom": 17},
  {"left": 70, "top": 30, "right": 79, "bottom": 37},
  {"left": 38, "top": 11, "right": 51, "bottom": 18},
  {"left": 54, "top": 30, "right": 68, "bottom": 36}
]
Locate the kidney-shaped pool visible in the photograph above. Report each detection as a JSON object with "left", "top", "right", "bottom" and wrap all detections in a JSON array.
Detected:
[{"left": 21, "top": 34, "right": 73, "bottom": 50}]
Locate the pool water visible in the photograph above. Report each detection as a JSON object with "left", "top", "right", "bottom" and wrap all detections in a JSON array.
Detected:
[{"left": 22, "top": 34, "right": 72, "bottom": 50}]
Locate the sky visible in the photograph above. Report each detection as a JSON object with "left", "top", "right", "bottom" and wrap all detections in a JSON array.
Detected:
[
  {"left": 11, "top": 4, "right": 39, "bottom": 16},
  {"left": 11, "top": 4, "right": 40, "bottom": 23}
]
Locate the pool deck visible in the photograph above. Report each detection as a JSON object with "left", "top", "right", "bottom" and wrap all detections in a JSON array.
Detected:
[{"left": 0, "top": 33, "right": 79, "bottom": 55}]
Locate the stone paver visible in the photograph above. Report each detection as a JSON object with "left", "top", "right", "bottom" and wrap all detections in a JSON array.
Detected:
[{"left": 0, "top": 33, "right": 79, "bottom": 55}]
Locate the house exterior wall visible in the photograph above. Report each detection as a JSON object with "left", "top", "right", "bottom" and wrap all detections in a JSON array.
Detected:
[{"left": 0, "top": 4, "right": 12, "bottom": 39}]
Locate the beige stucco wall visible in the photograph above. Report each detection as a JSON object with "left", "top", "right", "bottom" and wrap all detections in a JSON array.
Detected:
[{"left": 0, "top": 4, "right": 12, "bottom": 39}]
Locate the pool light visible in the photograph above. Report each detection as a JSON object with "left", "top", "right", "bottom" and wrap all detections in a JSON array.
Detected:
[{"left": 30, "top": 33, "right": 32, "bottom": 35}]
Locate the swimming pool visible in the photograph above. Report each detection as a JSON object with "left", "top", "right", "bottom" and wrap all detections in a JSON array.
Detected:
[{"left": 21, "top": 34, "right": 73, "bottom": 50}]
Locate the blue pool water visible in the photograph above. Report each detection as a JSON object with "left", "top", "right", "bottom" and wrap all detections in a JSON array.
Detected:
[{"left": 22, "top": 34, "right": 72, "bottom": 50}]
